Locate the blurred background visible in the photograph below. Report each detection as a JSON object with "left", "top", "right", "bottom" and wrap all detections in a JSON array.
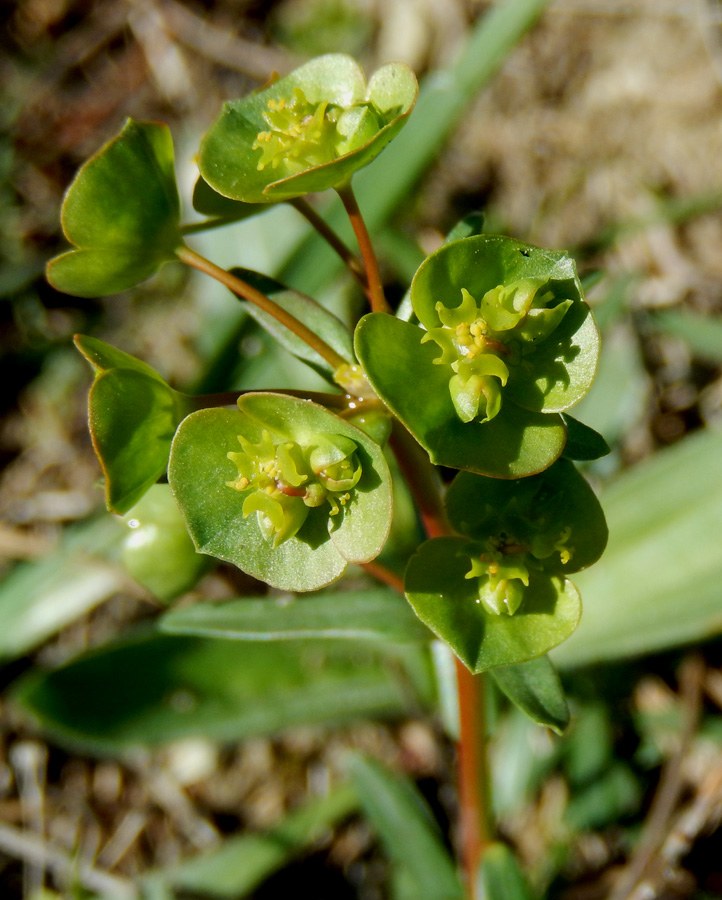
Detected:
[{"left": 3, "top": 0, "right": 722, "bottom": 898}]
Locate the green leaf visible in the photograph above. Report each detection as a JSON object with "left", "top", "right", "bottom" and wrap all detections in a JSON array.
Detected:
[
  {"left": 346, "top": 754, "right": 464, "bottom": 900},
  {"left": 11, "top": 631, "right": 429, "bottom": 753},
  {"left": 355, "top": 313, "right": 566, "bottom": 478},
  {"left": 411, "top": 235, "right": 599, "bottom": 417},
  {"left": 476, "top": 842, "right": 532, "bottom": 900},
  {"left": 489, "top": 655, "right": 569, "bottom": 734},
  {"left": 445, "top": 460, "right": 608, "bottom": 576},
  {"left": 168, "top": 394, "right": 392, "bottom": 591},
  {"left": 404, "top": 537, "right": 581, "bottom": 672},
  {"left": 228, "top": 267, "right": 355, "bottom": 379},
  {"left": 445, "top": 211, "right": 485, "bottom": 244},
  {"left": 160, "top": 587, "right": 430, "bottom": 643},
  {"left": 199, "top": 54, "right": 417, "bottom": 203},
  {"left": 122, "top": 485, "right": 212, "bottom": 602},
  {"left": 561, "top": 413, "right": 610, "bottom": 461},
  {"left": 281, "top": 0, "right": 551, "bottom": 296},
  {"left": 46, "top": 119, "right": 182, "bottom": 297},
  {"left": 191, "top": 175, "right": 266, "bottom": 220},
  {"left": 75, "top": 335, "right": 194, "bottom": 514},
  {"left": 160, "top": 784, "right": 358, "bottom": 898}
]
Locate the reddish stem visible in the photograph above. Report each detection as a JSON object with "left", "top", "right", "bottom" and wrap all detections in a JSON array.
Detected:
[
  {"left": 455, "top": 660, "right": 491, "bottom": 897},
  {"left": 336, "top": 182, "right": 390, "bottom": 315},
  {"left": 177, "top": 245, "right": 347, "bottom": 372},
  {"left": 388, "top": 418, "right": 492, "bottom": 896},
  {"left": 290, "top": 197, "right": 369, "bottom": 293},
  {"left": 360, "top": 560, "right": 405, "bottom": 594}
]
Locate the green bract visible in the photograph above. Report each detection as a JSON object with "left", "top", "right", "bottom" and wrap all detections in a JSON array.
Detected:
[
  {"left": 404, "top": 460, "right": 607, "bottom": 672},
  {"left": 413, "top": 235, "right": 599, "bottom": 419},
  {"left": 168, "top": 393, "right": 393, "bottom": 591},
  {"left": 75, "top": 335, "right": 194, "bottom": 515},
  {"left": 199, "top": 54, "right": 417, "bottom": 203},
  {"left": 46, "top": 120, "right": 182, "bottom": 297},
  {"left": 356, "top": 235, "right": 600, "bottom": 478}
]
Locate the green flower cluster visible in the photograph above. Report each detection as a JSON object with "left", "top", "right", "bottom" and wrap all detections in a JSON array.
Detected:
[
  {"left": 253, "top": 88, "right": 387, "bottom": 176},
  {"left": 422, "top": 278, "right": 573, "bottom": 424},
  {"left": 464, "top": 522, "right": 573, "bottom": 616},
  {"left": 226, "top": 430, "right": 362, "bottom": 547}
]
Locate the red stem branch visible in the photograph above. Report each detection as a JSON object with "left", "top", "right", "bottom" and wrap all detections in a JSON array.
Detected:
[{"left": 336, "top": 182, "right": 390, "bottom": 315}]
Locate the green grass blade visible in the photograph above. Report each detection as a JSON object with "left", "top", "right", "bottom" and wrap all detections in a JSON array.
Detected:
[{"left": 554, "top": 426, "right": 722, "bottom": 667}]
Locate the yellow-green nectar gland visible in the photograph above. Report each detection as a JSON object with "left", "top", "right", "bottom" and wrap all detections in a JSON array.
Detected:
[{"left": 225, "top": 431, "right": 360, "bottom": 546}]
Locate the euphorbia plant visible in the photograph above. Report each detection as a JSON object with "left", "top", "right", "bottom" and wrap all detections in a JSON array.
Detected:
[{"left": 47, "top": 52, "right": 608, "bottom": 898}]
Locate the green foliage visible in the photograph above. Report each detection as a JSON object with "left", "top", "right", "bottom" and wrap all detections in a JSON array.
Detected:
[
  {"left": 29, "top": 33, "right": 621, "bottom": 898},
  {"left": 228, "top": 267, "right": 355, "bottom": 380},
  {"left": 408, "top": 460, "right": 606, "bottom": 671},
  {"left": 46, "top": 119, "right": 182, "bottom": 297},
  {"left": 476, "top": 842, "right": 532, "bottom": 900},
  {"left": 405, "top": 535, "right": 582, "bottom": 673},
  {"left": 199, "top": 54, "right": 417, "bottom": 203},
  {"left": 74, "top": 334, "right": 195, "bottom": 514},
  {"left": 489, "top": 655, "right": 569, "bottom": 734},
  {"left": 355, "top": 313, "right": 567, "bottom": 478},
  {"left": 12, "top": 630, "right": 432, "bottom": 753},
  {"left": 168, "top": 393, "right": 392, "bottom": 591},
  {"left": 160, "top": 587, "right": 430, "bottom": 643},
  {"left": 346, "top": 754, "right": 464, "bottom": 899},
  {"left": 355, "top": 232, "right": 599, "bottom": 477}
]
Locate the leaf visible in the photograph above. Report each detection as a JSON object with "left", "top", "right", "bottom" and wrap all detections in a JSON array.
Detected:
[
  {"left": 445, "top": 460, "right": 608, "bottom": 576},
  {"left": 561, "top": 414, "right": 610, "bottom": 461},
  {"left": 46, "top": 120, "right": 182, "bottom": 297},
  {"left": 192, "top": 175, "right": 266, "bottom": 220},
  {"left": 489, "top": 655, "right": 569, "bottom": 734},
  {"left": 122, "top": 485, "right": 212, "bottom": 602},
  {"left": 476, "top": 843, "right": 532, "bottom": 900},
  {"left": 168, "top": 394, "right": 392, "bottom": 591},
  {"left": 11, "top": 631, "right": 430, "bottom": 754},
  {"left": 405, "top": 537, "right": 581, "bottom": 673},
  {"left": 355, "top": 313, "right": 566, "bottom": 478},
  {"left": 229, "top": 267, "right": 355, "bottom": 379},
  {"left": 160, "top": 587, "right": 430, "bottom": 643},
  {"left": 75, "top": 335, "right": 195, "bottom": 514},
  {"left": 281, "top": 0, "right": 551, "bottom": 296},
  {"left": 160, "top": 784, "right": 358, "bottom": 898},
  {"left": 410, "top": 235, "right": 600, "bottom": 416},
  {"left": 346, "top": 754, "right": 464, "bottom": 900},
  {"left": 199, "top": 55, "right": 417, "bottom": 204}
]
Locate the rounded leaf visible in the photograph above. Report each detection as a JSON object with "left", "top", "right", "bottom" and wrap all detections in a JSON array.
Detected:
[
  {"left": 199, "top": 54, "right": 417, "bottom": 203},
  {"left": 411, "top": 235, "right": 600, "bottom": 418},
  {"left": 168, "top": 394, "right": 392, "bottom": 591},
  {"left": 446, "top": 459, "right": 608, "bottom": 575},
  {"left": 404, "top": 537, "right": 581, "bottom": 672},
  {"left": 355, "top": 312, "right": 566, "bottom": 478},
  {"left": 46, "top": 120, "right": 182, "bottom": 297}
]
